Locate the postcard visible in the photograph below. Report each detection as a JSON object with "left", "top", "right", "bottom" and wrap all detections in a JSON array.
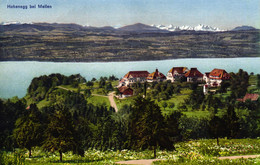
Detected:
[{"left": 0, "top": 0, "right": 259, "bottom": 164}]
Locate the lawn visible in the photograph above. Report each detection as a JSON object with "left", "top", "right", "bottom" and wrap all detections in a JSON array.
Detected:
[
  {"left": 114, "top": 96, "right": 136, "bottom": 111},
  {"left": 183, "top": 111, "right": 211, "bottom": 118},
  {"left": 86, "top": 95, "right": 110, "bottom": 108}
]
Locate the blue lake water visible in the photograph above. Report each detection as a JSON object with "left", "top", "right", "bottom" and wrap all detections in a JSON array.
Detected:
[{"left": 0, "top": 57, "right": 259, "bottom": 99}]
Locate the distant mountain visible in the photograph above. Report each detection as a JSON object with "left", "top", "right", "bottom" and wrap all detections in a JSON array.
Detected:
[
  {"left": 1, "top": 21, "right": 22, "bottom": 25},
  {"left": 118, "top": 23, "right": 167, "bottom": 33},
  {"left": 231, "top": 26, "right": 256, "bottom": 31},
  {"left": 1, "top": 22, "right": 257, "bottom": 33},
  {"left": 0, "top": 23, "right": 117, "bottom": 32},
  {"left": 152, "top": 24, "right": 223, "bottom": 32}
]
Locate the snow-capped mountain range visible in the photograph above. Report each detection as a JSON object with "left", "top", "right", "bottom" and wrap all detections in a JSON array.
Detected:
[{"left": 151, "top": 24, "right": 224, "bottom": 32}]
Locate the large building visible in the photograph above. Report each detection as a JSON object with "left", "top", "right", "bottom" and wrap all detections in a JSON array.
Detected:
[
  {"left": 119, "top": 71, "right": 150, "bottom": 86},
  {"left": 166, "top": 67, "right": 189, "bottom": 82},
  {"left": 208, "top": 69, "right": 230, "bottom": 86},
  {"left": 185, "top": 68, "right": 203, "bottom": 82},
  {"left": 147, "top": 69, "right": 166, "bottom": 82}
]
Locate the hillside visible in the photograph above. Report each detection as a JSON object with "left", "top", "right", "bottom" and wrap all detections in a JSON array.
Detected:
[{"left": 0, "top": 23, "right": 259, "bottom": 62}]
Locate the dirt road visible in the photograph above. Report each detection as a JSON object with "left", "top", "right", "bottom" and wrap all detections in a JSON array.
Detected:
[
  {"left": 115, "top": 159, "right": 161, "bottom": 165},
  {"left": 218, "top": 155, "right": 260, "bottom": 160},
  {"left": 115, "top": 155, "right": 260, "bottom": 165},
  {"left": 108, "top": 92, "right": 118, "bottom": 112}
]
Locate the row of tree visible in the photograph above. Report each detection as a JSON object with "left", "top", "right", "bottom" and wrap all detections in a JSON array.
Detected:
[{"left": 1, "top": 93, "right": 259, "bottom": 161}]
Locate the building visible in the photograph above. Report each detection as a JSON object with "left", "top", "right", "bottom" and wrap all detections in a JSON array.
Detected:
[
  {"left": 203, "top": 72, "right": 210, "bottom": 84},
  {"left": 119, "top": 71, "right": 150, "bottom": 87},
  {"left": 185, "top": 68, "right": 203, "bottom": 82},
  {"left": 166, "top": 67, "right": 189, "bottom": 82},
  {"left": 237, "top": 93, "right": 259, "bottom": 102},
  {"left": 147, "top": 69, "right": 166, "bottom": 82},
  {"left": 209, "top": 69, "right": 230, "bottom": 87},
  {"left": 118, "top": 86, "right": 133, "bottom": 98}
]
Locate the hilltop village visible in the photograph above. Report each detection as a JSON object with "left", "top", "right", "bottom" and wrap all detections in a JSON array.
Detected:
[{"left": 117, "top": 67, "right": 231, "bottom": 98}]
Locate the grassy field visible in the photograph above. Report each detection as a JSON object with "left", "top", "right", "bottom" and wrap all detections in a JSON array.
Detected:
[
  {"left": 1, "top": 139, "right": 259, "bottom": 165},
  {"left": 86, "top": 95, "right": 110, "bottom": 108}
]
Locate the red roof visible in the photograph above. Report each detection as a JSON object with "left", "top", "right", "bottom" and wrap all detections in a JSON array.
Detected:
[
  {"left": 237, "top": 93, "right": 259, "bottom": 102},
  {"left": 168, "top": 67, "right": 188, "bottom": 74},
  {"left": 147, "top": 69, "right": 166, "bottom": 80},
  {"left": 185, "top": 68, "right": 203, "bottom": 77},
  {"left": 209, "top": 69, "right": 230, "bottom": 80},
  {"left": 118, "top": 86, "right": 133, "bottom": 95},
  {"left": 124, "top": 71, "right": 150, "bottom": 78}
]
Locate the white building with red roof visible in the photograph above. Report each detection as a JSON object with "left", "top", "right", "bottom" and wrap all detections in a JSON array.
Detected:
[
  {"left": 185, "top": 68, "right": 203, "bottom": 82},
  {"left": 147, "top": 69, "right": 166, "bottom": 82},
  {"left": 209, "top": 68, "right": 230, "bottom": 87},
  {"left": 118, "top": 86, "right": 133, "bottom": 98},
  {"left": 167, "top": 67, "right": 189, "bottom": 82},
  {"left": 119, "top": 71, "right": 150, "bottom": 87}
]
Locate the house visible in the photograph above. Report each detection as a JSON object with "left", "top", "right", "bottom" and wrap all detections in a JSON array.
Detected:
[
  {"left": 209, "top": 69, "right": 230, "bottom": 87},
  {"left": 147, "top": 69, "right": 166, "bottom": 82},
  {"left": 185, "top": 68, "right": 203, "bottom": 82},
  {"left": 237, "top": 93, "right": 259, "bottom": 102},
  {"left": 203, "top": 72, "right": 210, "bottom": 84},
  {"left": 118, "top": 86, "right": 133, "bottom": 98},
  {"left": 166, "top": 67, "right": 189, "bottom": 82},
  {"left": 119, "top": 71, "right": 150, "bottom": 87}
]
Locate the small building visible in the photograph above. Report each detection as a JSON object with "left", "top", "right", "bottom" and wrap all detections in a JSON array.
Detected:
[
  {"left": 237, "top": 93, "right": 259, "bottom": 102},
  {"left": 185, "top": 68, "right": 203, "bottom": 82},
  {"left": 119, "top": 71, "right": 150, "bottom": 87},
  {"left": 209, "top": 69, "right": 230, "bottom": 87},
  {"left": 147, "top": 69, "right": 166, "bottom": 82},
  {"left": 166, "top": 67, "right": 189, "bottom": 82},
  {"left": 118, "top": 86, "right": 133, "bottom": 98}
]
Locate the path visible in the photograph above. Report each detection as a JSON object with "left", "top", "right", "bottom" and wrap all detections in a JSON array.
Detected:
[
  {"left": 115, "top": 155, "right": 260, "bottom": 165},
  {"left": 218, "top": 155, "right": 260, "bottom": 160},
  {"left": 57, "top": 86, "right": 118, "bottom": 112},
  {"left": 115, "top": 159, "right": 161, "bottom": 165},
  {"left": 57, "top": 86, "right": 73, "bottom": 92},
  {"left": 108, "top": 92, "right": 118, "bottom": 112}
]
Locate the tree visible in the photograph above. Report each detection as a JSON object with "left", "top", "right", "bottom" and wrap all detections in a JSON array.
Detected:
[
  {"left": 160, "top": 111, "right": 182, "bottom": 149},
  {"left": 208, "top": 108, "right": 225, "bottom": 145},
  {"left": 13, "top": 104, "right": 43, "bottom": 157},
  {"left": 129, "top": 96, "right": 164, "bottom": 158},
  {"left": 230, "top": 69, "right": 249, "bottom": 98},
  {"left": 84, "top": 89, "right": 92, "bottom": 98},
  {"left": 223, "top": 104, "right": 240, "bottom": 138},
  {"left": 257, "top": 74, "right": 260, "bottom": 89},
  {"left": 162, "top": 102, "right": 168, "bottom": 110},
  {"left": 86, "top": 81, "right": 94, "bottom": 87},
  {"left": 168, "top": 102, "right": 175, "bottom": 109},
  {"left": 42, "top": 104, "right": 76, "bottom": 162}
]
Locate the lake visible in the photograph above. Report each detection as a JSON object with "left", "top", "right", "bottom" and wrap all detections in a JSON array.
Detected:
[{"left": 0, "top": 57, "right": 259, "bottom": 99}]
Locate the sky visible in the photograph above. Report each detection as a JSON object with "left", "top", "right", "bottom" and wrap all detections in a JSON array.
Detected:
[{"left": 0, "top": 0, "right": 259, "bottom": 30}]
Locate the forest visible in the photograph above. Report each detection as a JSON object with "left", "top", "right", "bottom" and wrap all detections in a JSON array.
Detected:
[{"left": 0, "top": 70, "right": 259, "bottom": 164}]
